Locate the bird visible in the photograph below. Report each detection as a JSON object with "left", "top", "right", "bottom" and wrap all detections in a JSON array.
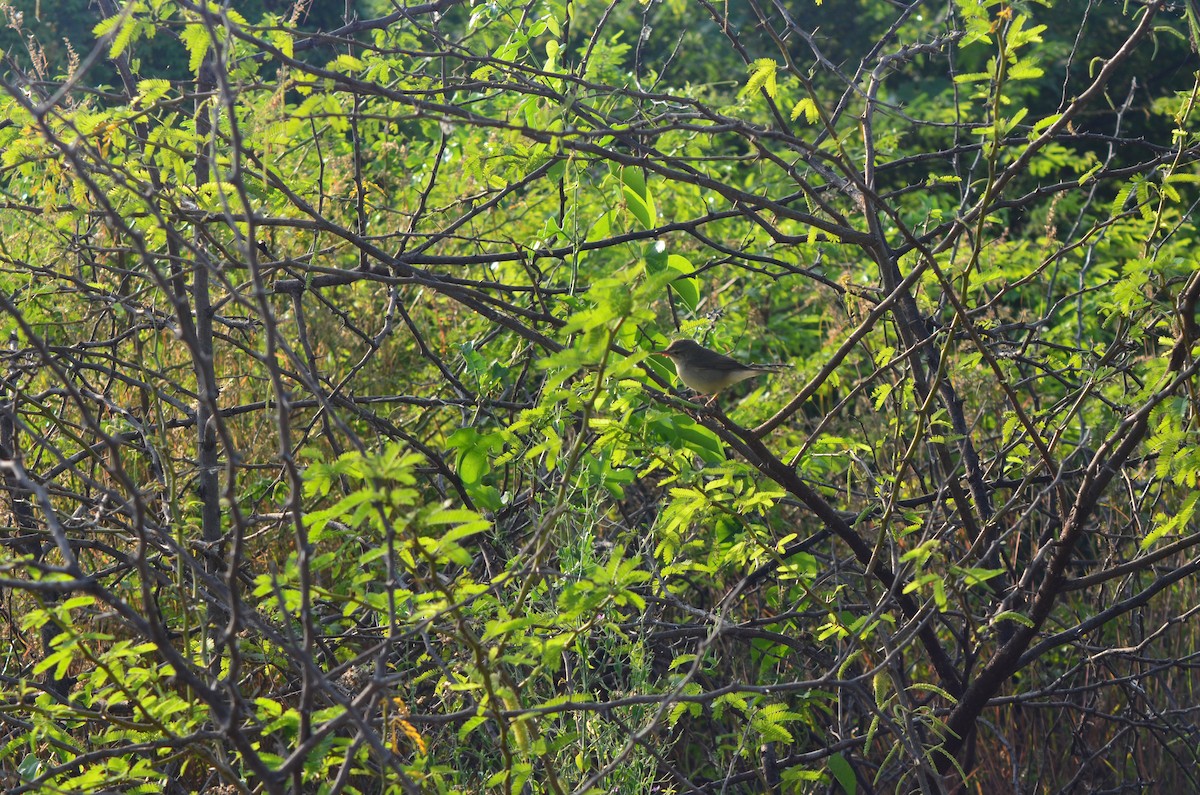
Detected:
[{"left": 656, "top": 339, "right": 788, "bottom": 401}]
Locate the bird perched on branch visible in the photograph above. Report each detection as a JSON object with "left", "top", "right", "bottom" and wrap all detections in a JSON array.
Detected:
[{"left": 657, "top": 339, "right": 788, "bottom": 402}]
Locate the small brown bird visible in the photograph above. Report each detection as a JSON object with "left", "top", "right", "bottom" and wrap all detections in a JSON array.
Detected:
[{"left": 657, "top": 339, "right": 788, "bottom": 400}]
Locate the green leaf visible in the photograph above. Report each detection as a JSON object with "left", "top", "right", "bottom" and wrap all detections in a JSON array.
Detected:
[
  {"left": 828, "top": 752, "right": 857, "bottom": 795},
  {"left": 1142, "top": 491, "right": 1199, "bottom": 549},
  {"left": 459, "top": 448, "right": 487, "bottom": 485},
  {"left": 458, "top": 715, "right": 488, "bottom": 740},
  {"left": 750, "top": 703, "right": 802, "bottom": 743},
  {"left": 621, "top": 167, "right": 656, "bottom": 228},
  {"left": 951, "top": 566, "right": 1005, "bottom": 587},
  {"left": 92, "top": 15, "right": 124, "bottom": 38},
  {"left": 649, "top": 415, "right": 725, "bottom": 463},
  {"left": 60, "top": 595, "right": 97, "bottom": 611},
  {"left": 108, "top": 17, "right": 137, "bottom": 59},
  {"left": 182, "top": 24, "right": 211, "bottom": 74},
  {"left": 17, "top": 754, "right": 41, "bottom": 781},
  {"left": 791, "top": 97, "right": 820, "bottom": 124},
  {"left": 953, "top": 71, "right": 992, "bottom": 85},
  {"left": 482, "top": 615, "right": 541, "bottom": 641},
  {"left": 741, "top": 58, "right": 778, "bottom": 99},
  {"left": 267, "top": 29, "right": 293, "bottom": 59},
  {"left": 661, "top": 254, "right": 701, "bottom": 310},
  {"left": 135, "top": 79, "right": 171, "bottom": 106},
  {"left": 328, "top": 54, "right": 365, "bottom": 72}
]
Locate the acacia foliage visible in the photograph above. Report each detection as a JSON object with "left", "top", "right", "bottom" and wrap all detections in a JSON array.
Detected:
[{"left": 1, "top": 0, "right": 1200, "bottom": 792}]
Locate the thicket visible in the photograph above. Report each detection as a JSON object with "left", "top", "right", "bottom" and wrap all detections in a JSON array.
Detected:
[{"left": 2, "top": 0, "right": 1200, "bottom": 792}]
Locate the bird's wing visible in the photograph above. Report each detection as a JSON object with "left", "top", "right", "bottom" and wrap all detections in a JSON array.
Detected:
[{"left": 707, "top": 350, "right": 753, "bottom": 370}]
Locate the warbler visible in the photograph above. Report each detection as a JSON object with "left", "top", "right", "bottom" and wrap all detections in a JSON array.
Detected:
[{"left": 657, "top": 339, "right": 788, "bottom": 399}]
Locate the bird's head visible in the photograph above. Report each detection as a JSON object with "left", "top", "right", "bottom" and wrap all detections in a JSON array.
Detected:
[{"left": 657, "top": 339, "right": 703, "bottom": 359}]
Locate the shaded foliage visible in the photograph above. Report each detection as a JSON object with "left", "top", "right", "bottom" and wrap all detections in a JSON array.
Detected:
[{"left": 1, "top": 0, "right": 1200, "bottom": 793}]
